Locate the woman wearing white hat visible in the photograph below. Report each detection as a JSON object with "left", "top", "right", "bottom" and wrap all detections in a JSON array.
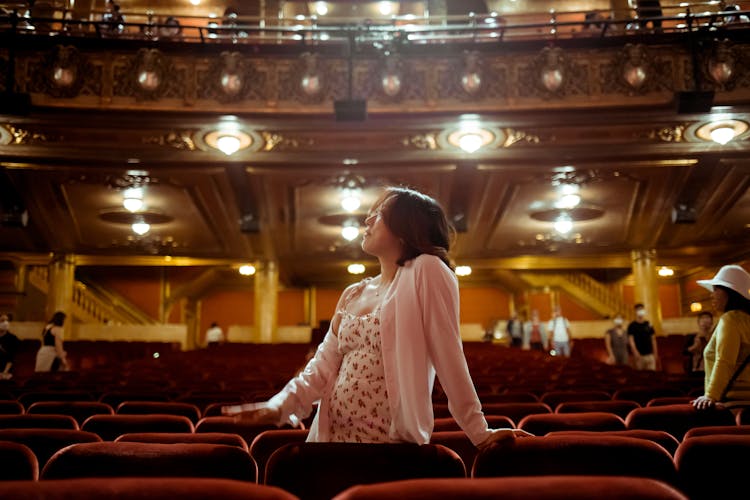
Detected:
[{"left": 692, "top": 264, "right": 750, "bottom": 411}]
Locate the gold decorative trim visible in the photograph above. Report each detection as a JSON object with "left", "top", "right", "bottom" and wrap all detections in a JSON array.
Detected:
[
  {"left": 645, "top": 123, "right": 689, "bottom": 142},
  {"left": 402, "top": 132, "right": 439, "bottom": 150},
  {"left": 502, "top": 128, "right": 541, "bottom": 147},
  {"left": 1, "top": 124, "right": 52, "bottom": 145},
  {"left": 261, "top": 131, "right": 311, "bottom": 152},
  {"left": 143, "top": 130, "right": 198, "bottom": 150}
]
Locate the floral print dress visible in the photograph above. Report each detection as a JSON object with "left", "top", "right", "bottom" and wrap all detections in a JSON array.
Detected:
[{"left": 328, "top": 300, "right": 391, "bottom": 443}]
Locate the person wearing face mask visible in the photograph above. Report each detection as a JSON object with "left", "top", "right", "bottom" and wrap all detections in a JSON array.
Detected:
[
  {"left": 627, "top": 303, "right": 658, "bottom": 370},
  {"left": 604, "top": 314, "right": 629, "bottom": 366},
  {"left": 0, "top": 313, "right": 20, "bottom": 380}
]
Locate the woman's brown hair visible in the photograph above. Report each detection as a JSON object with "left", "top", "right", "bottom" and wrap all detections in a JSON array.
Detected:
[{"left": 374, "top": 186, "right": 455, "bottom": 270}]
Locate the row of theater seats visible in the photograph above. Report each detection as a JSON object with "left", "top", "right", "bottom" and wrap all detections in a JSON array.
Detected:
[{"left": 2, "top": 429, "right": 749, "bottom": 499}]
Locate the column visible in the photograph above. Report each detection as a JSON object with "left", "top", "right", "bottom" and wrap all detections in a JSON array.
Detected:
[
  {"left": 47, "top": 253, "right": 75, "bottom": 337},
  {"left": 182, "top": 297, "right": 198, "bottom": 351},
  {"left": 254, "top": 260, "right": 279, "bottom": 343},
  {"left": 305, "top": 286, "right": 317, "bottom": 328},
  {"left": 631, "top": 249, "right": 663, "bottom": 334}
]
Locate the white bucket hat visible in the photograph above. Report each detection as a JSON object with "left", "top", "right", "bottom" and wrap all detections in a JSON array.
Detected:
[{"left": 696, "top": 265, "right": 750, "bottom": 301}]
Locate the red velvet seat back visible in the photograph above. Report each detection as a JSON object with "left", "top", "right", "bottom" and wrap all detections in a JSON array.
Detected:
[
  {"left": 0, "top": 477, "right": 299, "bottom": 499},
  {"left": 0, "top": 400, "right": 24, "bottom": 415},
  {"left": 545, "top": 429, "right": 680, "bottom": 456},
  {"left": 116, "top": 401, "right": 202, "bottom": 423},
  {"left": 0, "top": 441, "right": 38, "bottom": 481},
  {"left": 81, "top": 414, "right": 194, "bottom": 441},
  {"left": 26, "top": 401, "right": 114, "bottom": 426},
  {"left": 683, "top": 424, "right": 750, "bottom": 440},
  {"left": 196, "top": 415, "right": 301, "bottom": 449},
  {"left": 472, "top": 435, "right": 677, "bottom": 486},
  {"left": 249, "top": 428, "right": 310, "bottom": 483},
  {"left": 674, "top": 435, "right": 750, "bottom": 500},
  {"left": 518, "top": 411, "right": 626, "bottom": 435},
  {"left": 115, "top": 431, "right": 248, "bottom": 450},
  {"left": 0, "top": 428, "right": 101, "bottom": 470},
  {"left": 476, "top": 402, "right": 552, "bottom": 423},
  {"left": 265, "top": 442, "right": 466, "bottom": 500},
  {"left": 612, "top": 387, "right": 684, "bottom": 406},
  {"left": 41, "top": 441, "right": 257, "bottom": 482},
  {"left": 332, "top": 476, "right": 688, "bottom": 500},
  {"left": 555, "top": 400, "right": 640, "bottom": 419},
  {"left": 540, "top": 390, "right": 612, "bottom": 410},
  {"left": 432, "top": 415, "right": 514, "bottom": 432},
  {"left": 0, "top": 414, "right": 78, "bottom": 430},
  {"left": 624, "top": 404, "right": 736, "bottom": 440}
]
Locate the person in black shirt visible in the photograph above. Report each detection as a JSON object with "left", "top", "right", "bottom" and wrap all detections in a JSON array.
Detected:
[
  {"left": 0, "top": 313, "right": 20, "bottom": 379},
  {"left": 627, "top": 303, "right": 659, "bottom": 370}
]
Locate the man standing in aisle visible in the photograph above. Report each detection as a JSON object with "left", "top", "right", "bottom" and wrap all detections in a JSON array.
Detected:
[
  {"left": 0, "top": 313, "right": 20, "bottom": 379},
  {"left": 548, "top": 305, "right": 573, "bottom": 357},
  {"left": 627, "top": 303, "right": 659, "bottom": 370}
]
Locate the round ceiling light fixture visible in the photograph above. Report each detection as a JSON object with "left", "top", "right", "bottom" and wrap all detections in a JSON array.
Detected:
[
  {"left": 696, "top": 119, "right": 749, "bottom": 145},
  {"left": 204, "top": 129, "right": 253, "bottom": 156},
  {"left": 447, "top": 126, "right": 495, "bottom": 153}
]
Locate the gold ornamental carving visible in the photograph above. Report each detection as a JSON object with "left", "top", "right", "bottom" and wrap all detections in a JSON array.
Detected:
[
  {"left": 1, "top": 124, "right": 53, "bottom": 145},
  {"left": 502, "top": 128, "right": 541, "bottom": 147},
  {"left": 260, "top": 131, "right": 312, "bottom": 152},
  {"left": 143, "top": 130, "right": 198, "bottom": 150},
  {"left": 644, "top": 124, "right": 689, "bottom": 143},
  {"left": 402, "top": 133, "right": 438, "bottom": 150}
]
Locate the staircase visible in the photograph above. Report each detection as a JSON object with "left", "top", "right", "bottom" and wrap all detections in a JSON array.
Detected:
[
  {"left": 518, "top": 271, "right": 628, "bottom": 318},
  {"left": 28, "top": 266, "right": 158, "bottom": 325}
]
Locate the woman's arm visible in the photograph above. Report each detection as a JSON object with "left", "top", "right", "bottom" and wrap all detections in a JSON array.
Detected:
[{"left": 53, "top": 326, "right": 68, "bottom": 369}]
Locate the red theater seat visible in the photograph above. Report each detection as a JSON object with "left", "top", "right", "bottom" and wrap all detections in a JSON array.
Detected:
[
  {"left": 429, "top": 431, "right": 479, "bottom": 473},
  {"left": 0, "top": 441, "right": 38, "bottom": 481},
  {"left": 612, "top": 387, "right": 684, "bottom": 406},
  {"left": 477, "top": 402, "right": 553, "bottom": 423},
  {"left": 0, "top": 400, "right": 24, "bottom": 415},
  {"left": 332, "top": 476, "right": 688, "bottom": 500},
  {"left": 539, "top": 390, "right": 612, "bottom": 410},
  {"left": 625, "top": 404, "right": 736, "bottom": 440},
  {"left": 196, "top": 416, "right": 301, "bottom": 449},
  {"left": 518, "top": 411, "right": 626, "bottom": 435},
  {"left": 265, "top": 442, "right": 466, "bottom": 500},
  {"left": 81, "top": 414, "right": 195, "bottom": 441},
  {"left": 555, "top": 400, "right": 640, "bottom": 419},
  {"left": 0, "top": 428, "right": 102, "bottom": 469},
  {"left": 0, "top": 414, "right": 78, "bottom": 430},
  {"left": 683, "top": 424, "right": 750, "bottom": 440},
  {"left": 432, "top": 415, "right": 515, "bottom": 432},
  {"left": 116, "top": 431, "right": 248, "bottom": 451},
  {"left": 0, "top": 478, "right": 300, "bottom": 499},
  {"left": 41, "top": 442, "right": 257, "bottom": 482},
  {"left": 546, "top": 429, "right": 680, "bottom": 456},
  {"left": 249, "top": 428, "right": 310, "bottom": 483},
  {"left": 26, "top": 401, "right": 114, "bottom": 426},
  {"left": 116, "top": 401, "right": 202, "bottom": 423},
  {"left": 674, "top": 435, "right": 750, "bottom": 500},
  {"left": 472, "top": 435, "right": 677, "bottom": 486}
]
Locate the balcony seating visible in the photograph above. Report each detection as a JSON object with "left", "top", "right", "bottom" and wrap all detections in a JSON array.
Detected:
[
  {"left": 265, "top": 442, "right": 466, "bottom": 500},
  {"left": 26, "top": 401, "right": 114, "bottom": 426},
  {"left": 41, "top": 441, "right": 257, "bottom": 482},
  {"left": 0, "top": 478, "right": 300, "bottom": 499},
  {"left": 332, "top": 476, "right": 688, "bottom": 500},
  {"left": 81, "top": 414, "right": 195, "bottom": 441}
]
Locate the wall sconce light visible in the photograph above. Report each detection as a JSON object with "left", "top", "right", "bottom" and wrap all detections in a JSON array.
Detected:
[
  {"left": 455, "top": 265, "right": 472, "bottom": 276},
  {"left": 690, "top": 302, "right": 702, "bottom": 312},
  {"left": 696, "top": 119, "right": 749, "bottom": 145},
  {"left": 347, "top": 263, "right": 365, "bottom": 274},
  {"left": 239, "top": 264, "right": 256, "bottom": 276},
  {"left": 657, "top": 266, "right": 674, "bottom": 277}
]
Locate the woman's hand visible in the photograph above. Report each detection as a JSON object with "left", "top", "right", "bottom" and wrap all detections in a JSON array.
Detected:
[
  {"left": 221, "top": 402, "right": 281, "bottom": 425},
  {"left": 692, "top": 395, "right": 716, "bottom": 410},
  {"left": 477, "top": 428, "right": 534, "bottom": 451}
]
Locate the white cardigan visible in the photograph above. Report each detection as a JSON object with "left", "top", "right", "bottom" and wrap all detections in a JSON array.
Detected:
[{"left": 268, "top": 254, "right": 493, "bottom": 446}]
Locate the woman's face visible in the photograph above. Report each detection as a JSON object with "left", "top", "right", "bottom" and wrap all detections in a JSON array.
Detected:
[
  {"left": 712, "top": 287, "right": 729, "bottom": 313},
  {"left": 362, "top": 197, "right": 401, "bottom": 260}
]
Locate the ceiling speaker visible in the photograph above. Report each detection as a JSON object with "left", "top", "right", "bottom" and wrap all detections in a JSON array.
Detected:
[{"left": 334, "top": 99, "right": 367, "bottom": 122}]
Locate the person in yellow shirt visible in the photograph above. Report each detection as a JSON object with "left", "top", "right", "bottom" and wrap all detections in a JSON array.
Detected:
[{"left": 692, "top": 265, "right": 750, "bottom": 412}]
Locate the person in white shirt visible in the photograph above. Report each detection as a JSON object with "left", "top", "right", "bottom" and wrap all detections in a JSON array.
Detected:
[
  {"left": 205, "top": 321, "right": 225, "bottom": 347},
  {"left": 548, "top": 306, "right": 573, "bottom": 357},
  {"left": 223, "top": 186, "right": 532, "bottom": 447}
]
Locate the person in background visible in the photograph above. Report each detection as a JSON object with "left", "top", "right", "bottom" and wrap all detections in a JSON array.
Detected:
[
  {"left": 684, "top": 311, "right": 714, "bottom": 377},
  {"left": 523, "top": 309, "right": 548, "bottom": 352},
  {"left": 604, "top": 313, "right": 629, "bottom": 366},
  {"left": 205, "top": 321, "right": 225, "bottom": 347},
  {"left": 692, "top": 265, "right": 750, "bottom": 412},
  {"left": 547, "top": 305, "right": 573, "bottom": 357},
  {"left": 627, "top": 303, "right": 658, "bottom": 370},
  {"left": 222, "top": 185, "right": 532, "bottom": 447},
  {"left": 35, "top": 311, "right": 68, "bottom": 372},
  {"left": 506, "top": 312, "right": 523, "bottom": 348},
  {"left": 0, "top": 313, "right": 20, "bottom": 379}
]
